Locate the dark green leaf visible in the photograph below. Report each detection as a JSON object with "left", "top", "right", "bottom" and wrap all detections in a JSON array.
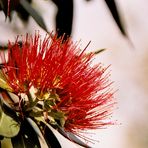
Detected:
[
  {"left": 0, "top": 0, "right": 19, "bottom": 17},
  {"left": 0, "top": 0, "right": 8, "bottom": 17},
  {"left": 0, "top": 73, "right": 13, "bottom": 92},
  {"left": 16, "top": 0, "right": 31, "bottom": 21},
  {"left": 0, "top": 136, "right": 4, "bottom": 140},
  {"left": 11, "top": 118, "right": 41, "bottom": 148},
  {"left": 104, "top": 0, "right": 126, "bottom": 36},
  {"left": 0, "top": 101, "right": 20, "bottom": 138},
  {"left": 58, "top": 128, "right": 90, "bottom": 148},
  {"left": 39, "top": 121, "right": 61, "bottom": 148},
  {"left": 51, "top": 0, "right": 73, "bottom": 38},
  {"left": 20, "top": 0, "right": 47, "bottom": 31},
  {"left": 94, "top": 48, "right": 106, "bottom": 55},
  {"left": 0, "top": 90, "right": 18, "bottom": 122}
]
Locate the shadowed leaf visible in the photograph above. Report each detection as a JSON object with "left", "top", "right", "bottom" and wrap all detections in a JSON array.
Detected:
[
  {"left": 58, "top": 128, "right": 90, "bottom": 148},
  {"left": 0, "top": 92, "right": 19, "bottom": 122},
  {"left": 52, "top": 0, "right": 73, "bottom": 38},
  {"left": 11, "top": 118, "right": 41, "bottom": 148},
  {"left": 39, "top": 121, "right": 61, "bottom": 148},
  {"left": 104, "top": 0, "right": 126, "bottom": 36},
  {"left": 0, "top": 100, "right": 20, "bottom": 138},
  {"left": 20, "top": 0, "right": 47, "bottom": 31},
  {"left": 0, "top": 0, "right": 19, "bottom": 17},
  {"left": 16, "top": 0, "right": 32, "bottom": 21},
  {"left": 0, "top": 71, "right": 13, "bottom": 92}
]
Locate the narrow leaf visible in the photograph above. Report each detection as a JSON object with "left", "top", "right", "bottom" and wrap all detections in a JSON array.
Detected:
[
  {"left": 20, "top": 0, "right": 47, "bottom": 31},
  {"left": 0, "top": 71, "right": 13, "bottom": 92},
  {"left": 104, "top": 0, "right": 126, "bottom": 36},
  {"left": 0, "top": 135, "right": 4, "bottom": 140},
  {"left": 52, "top": 0, "right": 73, "bottom": 37},
  {"left": 0, "top": 103, "right": 20, "bottom": 138},
  {"left": 11, "top": 118, "right": 41, "bottom": 148},
  {"left": 0, "top": 90, "right": 18, "bottom": 122},
  {"left": 38, "top": 121, "right": 61, "bottom": 148},
  {"left": 58, "top": 128, "right": 90, "bottom": 148},
  {"left": 0, "top": 0, "right": 19, "bottom": 18},
  {"left": 16, "top": 0, "right": 31, "bottom": 21}
]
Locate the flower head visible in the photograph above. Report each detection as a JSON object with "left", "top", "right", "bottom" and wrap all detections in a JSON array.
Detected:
[{"left": 0, "top": 33, "right": 115, "bottom": 137}]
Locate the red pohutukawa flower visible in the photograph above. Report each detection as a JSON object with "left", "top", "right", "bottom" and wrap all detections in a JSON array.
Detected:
[{"left": 0, "top": 33, "right": 115, "bottom": 138}]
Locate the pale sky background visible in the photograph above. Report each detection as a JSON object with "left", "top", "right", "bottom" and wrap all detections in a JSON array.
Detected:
[{"left": 0, "top": 0, "right": 148, "bottom": 148}]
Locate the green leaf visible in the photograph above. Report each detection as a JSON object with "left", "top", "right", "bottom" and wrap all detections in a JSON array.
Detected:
[
  {"left": 58, "top": 128, "right": 91, "bottom": 148},
  {"left": 94, "top": 48, "right": 106, "bottom": 55},
  {"left": 104, "top": 0, "right": 126, "bottom": 36},
  {"left": 15, "top": 0, "right": 32, "bottom": 21},
  {"left": 0, "top": 138, "right": 13, "bottom": 148},
  {"left": 0, "top": 93, "right": 19, "bottom": 122},
  {"left": 0, "top": 70, "right": 13, "bottom": 92},
  {"left": 51, "top": 0, "right": 73, "bottom": 37},
  {"left": 0, "top": 106, "right": 20, "bottom": 138},
  {"left": 11, "top": 118, "right": 41, "bottom": 148},
  {"left": 38, "top": 121, "right": 61, "bottom": 148},
  {"left": 0, "top": 0, "right": 20, "bottom": 18},
  {"left": 48, "top": 110, "right": 66, "bottom": 127},
  {"left": 29, "top": 110, "right": 43, "bottom": 117},
  {"left": 20, "top": 0, "right": 47, "bottom": 31}
]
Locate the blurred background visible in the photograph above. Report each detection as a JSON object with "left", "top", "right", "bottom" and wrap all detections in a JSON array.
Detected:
[{"left": 0, "top": 0, "right": 148, "bottom": 147}]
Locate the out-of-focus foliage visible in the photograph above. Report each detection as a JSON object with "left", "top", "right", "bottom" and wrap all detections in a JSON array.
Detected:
[{"left": 0, "top": 0, "right": 127, "bottom": 38}]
